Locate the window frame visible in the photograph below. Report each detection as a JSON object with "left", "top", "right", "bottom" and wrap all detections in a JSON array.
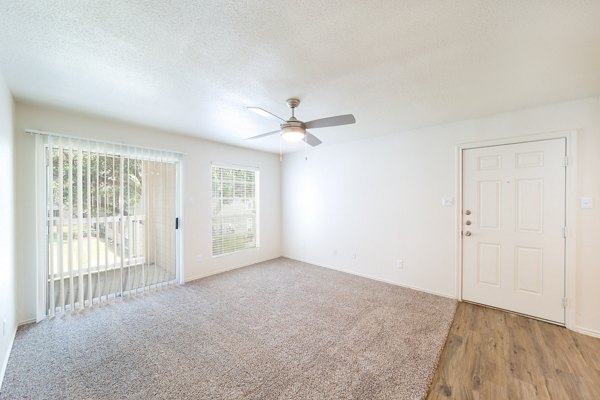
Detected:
[{"left": 210, "top": 163, "right": 260, "bottom": 257}]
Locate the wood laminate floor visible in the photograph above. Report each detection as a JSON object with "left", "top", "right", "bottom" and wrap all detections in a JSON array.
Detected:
[{"left": 427, "top": 302, "right": 600, "bottom": 400}]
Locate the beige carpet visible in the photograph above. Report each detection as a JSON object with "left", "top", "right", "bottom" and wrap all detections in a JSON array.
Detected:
[{"left": 0, "top": 258, "right": 456, "bottom": 399}]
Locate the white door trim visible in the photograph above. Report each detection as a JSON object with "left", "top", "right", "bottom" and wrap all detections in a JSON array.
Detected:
[{"left": 455, "top": 130, "right": 578, "bottom": 330}]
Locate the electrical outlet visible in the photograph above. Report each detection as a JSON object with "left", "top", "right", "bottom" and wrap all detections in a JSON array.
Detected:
[
  {"left": 352, "top": 253, "right": 357, "bottom": 260},
  {"left": 333, "top": 249, "right": 337, "bottom": 256},
  {"left": 396, "top": 259, "right": 404, "bottom": 269},
  {"left": 196, "top": 254, "right": 203, "bottom": 262}
]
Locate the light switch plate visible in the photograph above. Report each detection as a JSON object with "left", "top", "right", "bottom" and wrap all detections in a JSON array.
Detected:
[
  {"left": 581, "top": 197, "right": 593, "bottom": 209},
  {"left": 441, "top": 197, "right": 455, "bottom": 207}
]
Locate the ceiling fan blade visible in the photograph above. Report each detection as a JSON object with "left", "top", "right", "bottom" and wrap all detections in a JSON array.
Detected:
[
  {"left": 245, "top": 130, "right": 281, "bottom": 140},
  {"left": 304, "top": 132, "right": 322, "bottom": 147},
  {"left": 304, "top": 114, "right": 355, "bottom": 129},
  {"left": 246, "top": 107, "right": 287, "bottom": 122}
]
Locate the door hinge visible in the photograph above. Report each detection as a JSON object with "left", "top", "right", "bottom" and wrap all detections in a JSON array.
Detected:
[
  {"left": 562, "top": 226, "right": 568, "bottom": 238},
  {"left": 561, "top": 297, "right": 568, "bottom": 308},
  {"left": 175, "top": 217, "right": 180, "bottom": 230},
  {"left": 563, "top": 156, "right": 569, "bottom": 167}
]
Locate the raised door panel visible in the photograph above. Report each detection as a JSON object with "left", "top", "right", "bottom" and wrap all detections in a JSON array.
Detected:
[
  {"left": 478, "top": 243, "right": 501, "bottom": 286},
  {"left": 478, "top": 181, "right": 501, "bottom": 230},
  {"left": 516, "top": 151, "right": 544, "bottom": 168},
  {"left": 479, "top": 155, "right": 502, "bottom": 170},
  {"left": 516, "top": 179, "right": 544, "bottom": 233},
  {"left": 515, "top": 246, "right": 543, "bottom": 295}
]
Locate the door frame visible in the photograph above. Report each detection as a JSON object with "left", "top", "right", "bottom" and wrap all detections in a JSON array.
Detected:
[{"left": 455, "top": 130, "right": 578, "bottom": 329}]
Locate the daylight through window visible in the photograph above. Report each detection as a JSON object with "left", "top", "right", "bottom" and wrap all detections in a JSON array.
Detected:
[{"left": 211, "top": 165, "right": 259, "bottom": 256}]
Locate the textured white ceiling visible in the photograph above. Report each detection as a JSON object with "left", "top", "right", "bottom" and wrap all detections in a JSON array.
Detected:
[{"left": 1, "top": 1, "right": 600, "bottom": 153}]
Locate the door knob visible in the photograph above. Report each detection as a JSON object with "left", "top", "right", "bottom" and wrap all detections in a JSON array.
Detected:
[
  {"left": 464, "top": 231, "right": 472, "bottom": 236},
  {"left": 465, "top": 210, "right": 471, "bottom": 215}
]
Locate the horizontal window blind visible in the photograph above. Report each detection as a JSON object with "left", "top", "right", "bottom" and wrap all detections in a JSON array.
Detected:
[
  {"left": 37, "top": 133, "right": 182, "bottom": 316},
  {"left": 211, "top": 165, "right": 259, "bottom": 256}
]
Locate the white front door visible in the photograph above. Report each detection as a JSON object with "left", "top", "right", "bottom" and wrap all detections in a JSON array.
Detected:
[{"left": 462, "top": 139, "right": 566, "bottom": 324}]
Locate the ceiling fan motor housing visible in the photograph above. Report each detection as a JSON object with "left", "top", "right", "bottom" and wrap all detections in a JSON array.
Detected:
[{"left": 280, "top": 119, "right": 305, "bottom": 131}]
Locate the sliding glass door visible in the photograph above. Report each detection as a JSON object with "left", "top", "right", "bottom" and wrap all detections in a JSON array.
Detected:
[{"left": 41, "top": 135, "right": 180, "bottom": 316}]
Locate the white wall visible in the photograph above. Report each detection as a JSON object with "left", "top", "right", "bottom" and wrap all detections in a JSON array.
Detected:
[
  {"left": 15, "top": 102, "right": 281, "bottom": 323},
  {"left": 0, "top": 72, "right": 16, "bottom": 386},
  {"left": 282, "top": 96, "right": 600, "bottom": 336}
]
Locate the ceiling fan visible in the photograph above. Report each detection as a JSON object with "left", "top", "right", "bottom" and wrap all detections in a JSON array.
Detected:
[{"left": 245, "top": 98, "right": 356, "bottom": 147}]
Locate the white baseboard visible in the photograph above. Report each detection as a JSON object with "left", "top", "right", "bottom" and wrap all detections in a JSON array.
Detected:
[
  {"left": 574, "top": 326, "right": 600, "bottom": 339},
  {"left": 0, "top": 326, "right": 17, "bottom": 391},
  {"left": 185, "top": 264, "right": 245, "bottom": 283},
  {"left": 184, "top": 257, "right": 281, "bottom": 283},
  {"left": 286, "top": 256, "right": 457, "bottom": 300}
]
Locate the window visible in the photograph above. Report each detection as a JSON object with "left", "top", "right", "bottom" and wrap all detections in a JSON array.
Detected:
[
  {"left": 38, "top": 133, "right": 181, "bottom": 317},
  {"left": 211, "top": 165, "right": 258, "bottom": 256}
]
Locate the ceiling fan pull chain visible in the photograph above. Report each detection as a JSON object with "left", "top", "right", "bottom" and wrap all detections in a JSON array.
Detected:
[{"left": 305, "top": 136, "right": 308, "bottom": 161}]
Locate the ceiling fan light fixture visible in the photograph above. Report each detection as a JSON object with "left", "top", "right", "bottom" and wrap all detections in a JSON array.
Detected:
[{"left": 281, "top": 126, "right": 306, "bottom": 142}]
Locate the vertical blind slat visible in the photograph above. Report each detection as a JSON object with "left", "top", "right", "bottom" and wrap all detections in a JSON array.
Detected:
[
  {"left": 152, "top": 158, "right": 157, "bottom": 287},
  {"left": 58, "top": 143, "right": 65, "bottom": 312},
  {"left": 47, "top": 136, "right": 55, "bottom": 316},
  {"left": 133, "top": 147, "right": 139, "bottom": 290},
  {"left": 103, "top": 149, "right": 109, "bottom": 302},
  {"left": 160, "top": 152, "right": 165, "bottom": 286},
  {"left": 118, "top": 152, "right": 124, "bottom": 295},
  {"left": 86, "top": 143, "right": 93, "bottom": 306},
  {"left": 111, "top": 147, "right": 117, "bottom": 298},
  {"left": 77, "top": 146, "right": 84, "bottom": 308},
  {"left": 142, "top": 156, "right": 147, "bottom": 291},
  {"left": 95, "top": 147, "right": 100, "bottom": 302},
  {"left": 166, "top": 154, "right": 169, "bottom": 284},
  {"left": 125, "top": 153, "right": 130, "bottom": 293},
  {"left": 146, "top": 159, "right": 152, "bottom": 288},
  {"left": 67, "top": 144, "right": 74, "bottom": 310}
]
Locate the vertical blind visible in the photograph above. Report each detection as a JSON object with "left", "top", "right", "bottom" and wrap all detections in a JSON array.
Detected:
[
  {"left": 211, "top": 165, "right": 259, "bottom": 256},
  {"left": 38, "top": 133, "right": 181, "bottom": 316}
]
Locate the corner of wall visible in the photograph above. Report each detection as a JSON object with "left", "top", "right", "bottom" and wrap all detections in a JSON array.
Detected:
[{"left": 0, "top": 73, "right": 17, "bottom": 390}]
